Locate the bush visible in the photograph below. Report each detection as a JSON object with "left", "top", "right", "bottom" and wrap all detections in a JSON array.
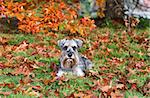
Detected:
[{"left": 0, "top": 0, "right": 96, "bottom": 36}]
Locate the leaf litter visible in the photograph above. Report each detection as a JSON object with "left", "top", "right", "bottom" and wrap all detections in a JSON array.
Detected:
[{"left": 0, "top": 0, "right": 149, "bottom": 97}]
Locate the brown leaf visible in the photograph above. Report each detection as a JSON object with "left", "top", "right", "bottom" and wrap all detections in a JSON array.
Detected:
[
  {"left": 13, "top": 85, "right": 23, "bottom": 94},
  {"left": 0, "top": 63, "right": 6, "bottom": 69},
  {"left": 50, "top": 77, "right": 57, "bottom": 83},
  {"left": 100, "top": 86, "right": 110, "bottom": 92},
  {"left": 28, "top": 91, "right": 40, "bottom": 97},
  {"left": 49, "top": 62, "right": 58, "bottom": 71},
  {"left": 54, "top": 90, "right": 60, "bottom": 97},
  {"left": 42, "top": 79, "right": 50, "bottom": 85},
  {"left": 12, "top": 65, "right": 31, "bottom": 76},
  {"left": 135, "top": 61, "right": 145, "bottom": 69},
  {"left": 127, "top": 79, "right": 136, "bottom": 84},
  {"left": 111, "top": 90, "right": 124, "bottom": 98},
  {"left": 66, "top": 93, "right": 75, "bottom": 98},
  {"left": 0, "top": 37, "right": 8, "bottom": 45},
  {"left": 0, "top": 83, "right": 5, "bottom": 87},
  {"left": 116, "top": 84, "right": 124, "bottom": 89},
  {"left": 15, "top": 41, "right": 29, "bottom": 52},
  {"left": 5, "top": 83, "right": 15, "bottom": 88},
  {"left": 0, "top": 91, "right": 11, "bottom": 96},
  {"left": 19, "top": 76, "right": 32, "bottom": 85},
  {"left": 74, "top": 92, "right": 85, "bottom": 97},
  {"left": 32, "top": 86, "right": 41, "bottom": 91},
  {"left": 142, "top": 79, "right": 150, "bottom": 95}
]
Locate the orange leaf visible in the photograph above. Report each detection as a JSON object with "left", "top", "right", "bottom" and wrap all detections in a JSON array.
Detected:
[{"left": 15, "top": 13, "right": 24, "bottom": 21}]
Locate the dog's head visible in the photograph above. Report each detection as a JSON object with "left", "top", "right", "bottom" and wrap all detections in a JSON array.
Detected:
[{"left": 58, "top": 39, "right": 83, "bottom": 69}]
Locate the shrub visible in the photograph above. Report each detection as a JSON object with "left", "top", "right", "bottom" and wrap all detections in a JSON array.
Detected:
[{"left": 0, "top": 0, "right": 96, "bottom": 36}]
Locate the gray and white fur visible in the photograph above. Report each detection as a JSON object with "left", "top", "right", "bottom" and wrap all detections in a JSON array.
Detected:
[{"left": 57, "top": 39, "right": 93, "bottom": 77}]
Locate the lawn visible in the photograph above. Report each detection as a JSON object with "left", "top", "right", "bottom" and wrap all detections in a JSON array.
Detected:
[{"left": 0, "top": 19, "right": 149, "bottom": 97}]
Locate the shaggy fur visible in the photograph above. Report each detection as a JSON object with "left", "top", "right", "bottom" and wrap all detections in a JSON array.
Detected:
[{"left": 57, "top": 39, "right": 93, "bottom": 77}]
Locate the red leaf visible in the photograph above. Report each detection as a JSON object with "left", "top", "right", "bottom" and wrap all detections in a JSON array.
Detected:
[
  {"left": 131, "top": 83, "right": 137, "bottom": 90},
  {"left": 0, "top": 63, "right": 6, "bottom": 69},
  {"left": 54, "top": 90, "right": 60, "bottom": 97}
]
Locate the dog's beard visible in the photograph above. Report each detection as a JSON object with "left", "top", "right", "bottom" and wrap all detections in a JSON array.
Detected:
[{"left": 62, "top": 58, "right": 77, "bottom": 69}]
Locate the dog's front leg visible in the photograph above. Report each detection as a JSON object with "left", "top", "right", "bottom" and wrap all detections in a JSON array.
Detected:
[
  {"left": 73, "top": 66, "right": 85, "bottom": 77},
  {"left": 57, "top": 69, "right": 64, "bottom": 77}
]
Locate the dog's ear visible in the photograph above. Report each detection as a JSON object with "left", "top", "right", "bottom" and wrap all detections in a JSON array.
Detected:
[
  {"left": 58, "top": 39, "right": 66, "bottom": 49},
  {"left": 74, "top": 39, "right": 83, "bottom": 48}
]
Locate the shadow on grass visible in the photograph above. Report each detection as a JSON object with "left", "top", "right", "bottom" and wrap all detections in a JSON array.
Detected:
[{"left": 0, "top": 17, "right": 19, "bottom": 34}]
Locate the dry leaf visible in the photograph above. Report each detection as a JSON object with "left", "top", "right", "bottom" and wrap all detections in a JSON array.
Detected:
[{"left": 100, "top": 86, "right": 110, "bottom": 92}]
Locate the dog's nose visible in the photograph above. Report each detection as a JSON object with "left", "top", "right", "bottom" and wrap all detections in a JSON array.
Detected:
[{"left": 68, "top": 53, "right": 72, "bottom": 57}]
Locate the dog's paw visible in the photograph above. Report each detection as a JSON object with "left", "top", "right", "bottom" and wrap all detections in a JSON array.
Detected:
[
  {"left": 74, "top": 67, "right": 85, "bottom": 77},
  {"left": 57, "top": 69, "right": 64, "bottom": 77},
  {"left": 76, "top": 71, "right": 85, "bottom": 77}
]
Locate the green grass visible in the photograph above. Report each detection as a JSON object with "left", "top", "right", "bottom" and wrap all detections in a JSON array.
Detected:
[
  {"left": 125, "top": 90, "right": 147, "bottom": 98},
  {"left": 8, "top": 34, "right": 37, "bottom": 45},
  {"left": 7, "top": 93, "right": 36, "bottom": 98}
]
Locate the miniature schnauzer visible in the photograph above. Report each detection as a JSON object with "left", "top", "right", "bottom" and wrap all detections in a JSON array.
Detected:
[{"left": 57, "top": 39, "right": 93, "bottom": 77}]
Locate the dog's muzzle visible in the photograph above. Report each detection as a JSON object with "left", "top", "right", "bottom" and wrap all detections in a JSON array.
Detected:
[{"left": 62, "top": 57, "right": 77, "bottom": 69}]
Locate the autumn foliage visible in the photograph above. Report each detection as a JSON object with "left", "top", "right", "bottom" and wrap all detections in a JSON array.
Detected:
[{"left": 0, "top": 0, "right": 96, "bottom": 36}]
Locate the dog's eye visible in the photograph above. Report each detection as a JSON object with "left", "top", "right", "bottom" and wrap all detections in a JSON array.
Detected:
[
  {"left": 72, "top": 46, "right": 77, "bottom": 50},
  {"left": 63, "top": 46, "right": 68, "bottom": 50}
]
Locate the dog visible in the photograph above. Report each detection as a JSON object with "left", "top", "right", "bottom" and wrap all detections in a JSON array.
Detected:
[{"left": 57, "top": 39, "right": 93, "bottom": 77}]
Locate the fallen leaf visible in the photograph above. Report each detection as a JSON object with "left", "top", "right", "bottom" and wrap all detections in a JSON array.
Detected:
[
  {"left": 14, "top": 41, "right": 29, "bottom": 52},
  {"left": 5, "top": 83, "right": 15, "bottom": 88},
  {"left": 15, "top": 13, "right": 25, "bottom": 21},
  {"left": 32, "top": 86, "right": 41, "bottom": 91},
  {"left": 28, "top": 91, "right": 40, "bottom": 97},
  {"left": 135, "top": 61, "right": 145, "bottom": 68},
  {"left": 0, "top": 63, "right": 6, "bottom": 69},
  {"left": 74, "top": 92, "right": 85, "bottom": 97},
  {"left": 0, "top": 91, "right": 11, "bottom": 96},
  {"left": 116, "top": 84, "right": 124, "bottom": 89},
  {"left": 131, "top": 83, "right": 137, "bottom": 90},
  {"left": 100, "top": 86, "right": 110, "bottom": 92},
  {"left": 54, "top": 90, "right": 59, "bottom": 97},
  {"left": 111, "top": 90, "right": 124, "bottom": 98}
]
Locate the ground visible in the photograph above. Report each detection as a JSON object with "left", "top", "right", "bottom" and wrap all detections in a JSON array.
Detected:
[
  {"left": 0, "top": 18, "right": 149, "bottom": 97},
  {"left": 0, "top": 2, "right": 150, "bottom": 98}
]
